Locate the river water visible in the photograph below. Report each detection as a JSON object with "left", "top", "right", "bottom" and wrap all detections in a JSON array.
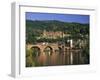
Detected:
[{"left": 33, "top": 50, "right": 82, "bottom": 66}]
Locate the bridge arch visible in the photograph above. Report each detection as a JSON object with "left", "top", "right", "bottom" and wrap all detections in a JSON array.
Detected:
[
  {"left": 58, "top": 47, "right": 62, "bottom": 54},
  {"left": 44, "top": 46, "right": 53, "bottom": 55},
  {"left": 31, "top": 46, "right": 41, "bottom": 57}
]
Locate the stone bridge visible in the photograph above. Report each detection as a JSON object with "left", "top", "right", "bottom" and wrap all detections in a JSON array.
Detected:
[{"left": 26, "top": 43, "right": 71, "bottom": 55}]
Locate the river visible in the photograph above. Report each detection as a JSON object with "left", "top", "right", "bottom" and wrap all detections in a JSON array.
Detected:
[{"left": 33, "top": 50, "right": 83, "bottom": 66}]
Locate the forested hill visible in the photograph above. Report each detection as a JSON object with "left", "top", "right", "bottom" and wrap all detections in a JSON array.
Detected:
[
  {"left": 26, "top": 20, "right": 89, "bottom": 32},
  {"left": 26, "top": 20, "right": 89, "bottom": 44}
]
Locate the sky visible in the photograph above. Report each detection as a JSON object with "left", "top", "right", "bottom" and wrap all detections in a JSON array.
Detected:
[{"left": 26, "top": 12, "right": 89, "bottom": 24}]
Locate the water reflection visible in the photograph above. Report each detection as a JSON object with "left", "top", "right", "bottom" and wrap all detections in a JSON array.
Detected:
[{"left": 33, "top": 50, "right": 82, "bottom": 66}]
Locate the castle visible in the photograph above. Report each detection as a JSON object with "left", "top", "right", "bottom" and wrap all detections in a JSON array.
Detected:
[{"left": 42, "top": 30, "right": 66, "bottom": 39}]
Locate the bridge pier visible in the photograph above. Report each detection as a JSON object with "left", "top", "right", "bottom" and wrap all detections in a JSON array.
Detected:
[{"left": 40, "top": 49, "right": 45, "bottom": 55}]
